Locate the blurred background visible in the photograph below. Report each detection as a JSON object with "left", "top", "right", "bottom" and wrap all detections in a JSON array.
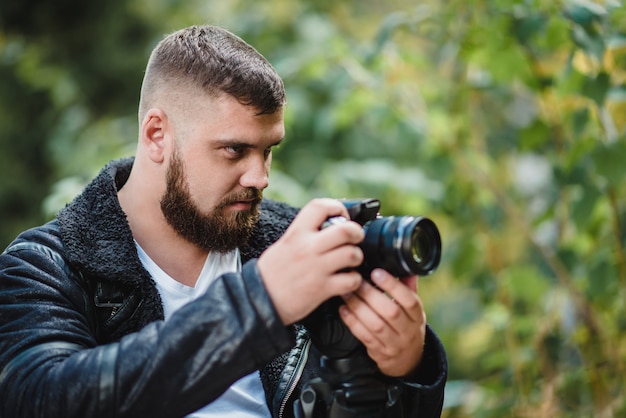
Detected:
[{"left": 1, "top": 0, "right": 625, "bottom": 416}]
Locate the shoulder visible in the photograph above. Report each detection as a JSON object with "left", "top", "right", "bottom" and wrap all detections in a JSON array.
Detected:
[
  {"left": 1, "top": 220, "right": 92, "bottom": 315},
  {"left": 3, "top": 220, "right": 65, "bottom": 260}
]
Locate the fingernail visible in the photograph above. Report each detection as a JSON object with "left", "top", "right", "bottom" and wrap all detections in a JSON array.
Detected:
[{"left": 371, "top": 269, "right": 385, "bottom": 284}]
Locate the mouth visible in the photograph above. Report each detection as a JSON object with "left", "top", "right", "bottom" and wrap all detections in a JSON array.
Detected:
[
  {"left": 221, "top": 189, "right": 263, "bottom": 212},
  {"left": 225, "top": 197, "right": 261, "bottom": 211},
  {"left": 229, "top": 199, "right": 253, "bottom": 207}
]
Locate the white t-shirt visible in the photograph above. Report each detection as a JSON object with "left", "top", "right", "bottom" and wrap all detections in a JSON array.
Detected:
[{"left": 135, "top": 243, "right": 271, "bottom": 417}]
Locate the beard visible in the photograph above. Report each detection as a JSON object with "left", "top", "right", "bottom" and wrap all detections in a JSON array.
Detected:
[{"left": 160, "top": 149, "right": 262, "bottom": 253}]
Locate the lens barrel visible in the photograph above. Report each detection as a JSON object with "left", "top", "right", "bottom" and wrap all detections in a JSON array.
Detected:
[{"left": 360, "top": 216, "right": 441, "bottom": 277}]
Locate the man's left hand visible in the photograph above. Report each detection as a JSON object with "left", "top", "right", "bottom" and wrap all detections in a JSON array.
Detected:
[{"left": 339, "top": 268, "right": 426, "bottom": 377}]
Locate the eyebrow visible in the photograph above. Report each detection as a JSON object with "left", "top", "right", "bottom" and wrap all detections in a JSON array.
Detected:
[{"left": 213, "top": 138, "right": 284, "bottom": 148}]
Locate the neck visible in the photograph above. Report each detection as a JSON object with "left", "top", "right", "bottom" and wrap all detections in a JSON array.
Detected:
[{"left": 118, "top": 174, "right": 208, "bottom": 287}]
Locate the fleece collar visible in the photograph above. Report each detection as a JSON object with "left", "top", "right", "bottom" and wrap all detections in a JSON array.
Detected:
[{"left": 57, "top": 158, "right": 147, "bottom": 286}]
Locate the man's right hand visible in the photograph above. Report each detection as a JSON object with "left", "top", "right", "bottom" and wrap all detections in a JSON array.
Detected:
[{"left": 257, "top": 198, "right": 365, "bottom": 325}]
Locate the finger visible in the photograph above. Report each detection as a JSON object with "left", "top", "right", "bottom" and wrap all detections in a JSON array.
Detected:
[
  {"left": 315, "top": 220, "right": 365, "bottom": 251},
  {"left": 341, "top": 283, "right": 400, "bottom": 342},
  {"left": 325, "top": 271, "right": 363, "bottom": 298},
  {"left": 338, "top": 300, "right": 388, "bottom": 349},
  {"left": 318, "top": 245, "right": 364, "bottom": 273},
  {"left": 294, "top": 198, "right": 351, "bottom": 231},
  {"left": 370, "top": 269, "right": 425, "bottom": 324},
  {"left": 350, "top": 280, "right": 413, "bottom": 335}
]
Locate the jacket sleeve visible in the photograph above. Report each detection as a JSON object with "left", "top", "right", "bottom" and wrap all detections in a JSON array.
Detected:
[
  {"left": 400, "top": 325, "right": 448, "bottom": 417},
  {"left": 0, "top": 244, "right": 294, "bottom": 418}
]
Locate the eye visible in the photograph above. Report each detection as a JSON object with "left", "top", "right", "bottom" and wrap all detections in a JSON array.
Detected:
[{"left": 225, "top": 145, "right": 245, "bottom": 157}]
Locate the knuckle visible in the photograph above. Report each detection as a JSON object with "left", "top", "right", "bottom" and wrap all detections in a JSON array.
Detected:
[
  {"left": 314, "top": 197, "right": 342, "bottom": 211},
  {"left": 327, "top": 220, "right": 362, "bottom": 243},
  {"left": 348, "top": 223, "right": 365, "bottom": 241},
  {"left": 350, "top": 247, "right": 364, "bottom": 265},
  {"left": 337, "top": 246, "right": 361, "bottom": 268},
  {"left": 375, "top": 351, "right": 394, "bottom": 366},
  {"left": 338, "top": 272, "right": 361, "bottom": 293},
  {"left": 382, "top": 346, "right": 398, "bottom": 358},
  {"left": 386, "top": 304, "right": 402, "bottom": 321},
  {"left": 340, "top": 223, "right": 360, "bottom": 239},
  {"left": 370, "top": 321, "right": 386, "bottom": 334},
  {"left": 310, "top": 197, "right": 326, "bottom": 206},
  {"left": 306, "top": 198, "right": 328, "bottom": 213},
  {"left": 404, "top": 297, "right": 419, "bottom": 312},
  {"left": 347, "top": 272, "right": 362, "bottom": 291}
]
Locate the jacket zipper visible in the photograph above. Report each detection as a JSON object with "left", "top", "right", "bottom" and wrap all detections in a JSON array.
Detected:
[{"left": 278, "top": 338, "right": 311, "bottom": 418}]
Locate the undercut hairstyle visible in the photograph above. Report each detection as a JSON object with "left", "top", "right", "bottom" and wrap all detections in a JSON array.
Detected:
[{"left": 139, "top": 25, "right": 286, "bottom": 120}]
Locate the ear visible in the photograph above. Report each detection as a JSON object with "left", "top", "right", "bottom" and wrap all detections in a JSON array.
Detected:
[{"left": 140, "top": 108, "right": 169, "bottom": 163}]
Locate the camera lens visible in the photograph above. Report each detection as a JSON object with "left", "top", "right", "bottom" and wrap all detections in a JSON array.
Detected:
[
  {"left": 406, "top": 217, "right": 441, "bottom": 274},
  {"left": 361, "top": 216, "right": 441, "bottom": 277},
  {"left": 411, "top": 226, "right": 427, "bottom": 263}
]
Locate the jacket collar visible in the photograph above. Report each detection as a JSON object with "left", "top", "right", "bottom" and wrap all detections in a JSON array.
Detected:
[{"left": 57, "top": 158, "right": 147, "bottom": 286}]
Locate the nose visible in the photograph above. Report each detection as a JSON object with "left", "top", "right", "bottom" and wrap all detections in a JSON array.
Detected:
[{"left": 240, "top": 156, "right": 270, "bottom": 190}]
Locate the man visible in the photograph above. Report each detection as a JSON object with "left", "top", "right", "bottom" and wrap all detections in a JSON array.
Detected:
[{"left": 0, "top": 25, "right": 447, "bottom": 417}]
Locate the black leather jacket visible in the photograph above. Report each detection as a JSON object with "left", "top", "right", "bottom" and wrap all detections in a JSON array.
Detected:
[{"left": 0, "top": 158, "right": 447, "bottom": 417}]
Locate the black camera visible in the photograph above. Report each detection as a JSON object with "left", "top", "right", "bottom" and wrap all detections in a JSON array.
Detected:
[
  {"left": 323, "top": 198, "right": 441, "bottom": 278},
  {"left": 295, "top": 199, "right": 441, "bottom": 417}
]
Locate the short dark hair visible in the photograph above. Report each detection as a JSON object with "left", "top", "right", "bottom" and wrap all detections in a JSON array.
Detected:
[{"left": 140, "top": 25, "right": 285, "bottom": 117}]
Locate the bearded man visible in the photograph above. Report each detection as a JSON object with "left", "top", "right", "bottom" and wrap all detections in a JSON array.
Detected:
[{"left": 0, "top": 25, "right": 447, "bottom": 417}]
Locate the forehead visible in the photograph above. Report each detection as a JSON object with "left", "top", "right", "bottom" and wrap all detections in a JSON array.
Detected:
[{"left": 178, "top": 93, "right": 284, "bottom": 144}]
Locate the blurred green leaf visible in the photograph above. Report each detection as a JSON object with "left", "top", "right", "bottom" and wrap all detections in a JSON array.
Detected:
[
  {"left": 592, "top": 139, "right": 626, "bottom": 186},
  {"left": 581, "top": 71, "right": 611, "bottom": 105},
  {"left": 512, "top": 13, "right": 548, "bottom": 44}
]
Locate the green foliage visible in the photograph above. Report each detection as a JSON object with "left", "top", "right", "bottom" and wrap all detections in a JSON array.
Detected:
[{"left": 1, "top": 0, "right": 625, "bottom": 416}]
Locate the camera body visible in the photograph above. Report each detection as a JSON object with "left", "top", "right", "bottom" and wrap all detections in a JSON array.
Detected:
[{"left": 324, "top": 198, "right": 441, "bottom": 278}]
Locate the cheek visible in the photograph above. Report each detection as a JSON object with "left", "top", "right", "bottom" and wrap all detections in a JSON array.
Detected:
[{"left": 183, "top": 163, "right": 220, "bottom": 198}]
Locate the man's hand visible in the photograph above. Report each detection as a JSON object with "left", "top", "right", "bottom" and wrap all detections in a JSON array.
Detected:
[
  {"left": 339, "top": 268, "right": 426, "bottom": 377},
  {"left": 257, "top": 198, "right": 365, "bottom": 325}
]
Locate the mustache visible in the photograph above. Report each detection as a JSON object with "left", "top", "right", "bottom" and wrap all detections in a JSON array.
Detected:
[{"left": 221, "top": 188, "right": 263, "bottom": 206}]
